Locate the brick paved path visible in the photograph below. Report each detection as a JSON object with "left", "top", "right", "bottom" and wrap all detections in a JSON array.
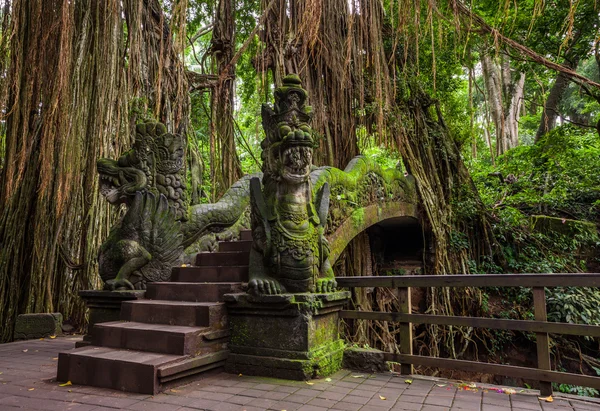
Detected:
[{"left": 0, "top": 337, "right": 598, "bottom": 411}]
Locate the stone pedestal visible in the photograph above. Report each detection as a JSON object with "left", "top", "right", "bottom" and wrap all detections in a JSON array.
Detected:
[
  {"left": 76, "top": 290, "right": 145, "bottom": 348},
  {"left": 224, "top": 291, "right": 350, "bottom": 380}
]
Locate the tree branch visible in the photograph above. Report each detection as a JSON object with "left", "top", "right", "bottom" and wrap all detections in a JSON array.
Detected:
[{"left": 450, "top": 0, "right": 600, "bottom": 89}]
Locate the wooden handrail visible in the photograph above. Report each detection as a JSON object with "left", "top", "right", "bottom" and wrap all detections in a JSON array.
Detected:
[
  {"left": 335, "top": 273, "right": 600, "bottom": 397},
  {"left": 336, "top": 273, "right": 600, "bottom": 288}
]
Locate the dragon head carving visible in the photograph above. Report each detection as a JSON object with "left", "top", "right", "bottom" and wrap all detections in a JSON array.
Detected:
[
  {"left": 97, "top": 121, "right": 188, "bottom": 221},
  {"left": 261, "top": 74, "right": 317, "bottom": 186}
]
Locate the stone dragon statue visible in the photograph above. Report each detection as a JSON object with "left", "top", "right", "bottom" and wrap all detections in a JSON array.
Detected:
[
  {"left": 248, "top": 75, "right": 336, "bottom": 295},
  {"left": 96, "top": 76, "right": 416, "bottom": 292},
  {"left": 97, "top": 121, "right": 255, "bottom": 290}
]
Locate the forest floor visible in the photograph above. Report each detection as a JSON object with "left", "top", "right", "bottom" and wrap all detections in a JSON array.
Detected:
[{"left": 0, "top": 337, "right": 598, "bottom": 411}]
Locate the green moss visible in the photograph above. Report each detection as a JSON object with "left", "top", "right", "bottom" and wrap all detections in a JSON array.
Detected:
[{"left": 351, "top": 207, "right": 365, "bottom": 228}]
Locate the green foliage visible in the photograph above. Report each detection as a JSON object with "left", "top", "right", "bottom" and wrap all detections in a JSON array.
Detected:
[
  {"left": 473, "top": 125, "right": 600, "bottom": 220},
  {"left": 547, "top": 287, "right": 600, "bottom": 327}
]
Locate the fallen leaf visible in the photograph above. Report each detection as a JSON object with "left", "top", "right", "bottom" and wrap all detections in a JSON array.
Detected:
[
  {"left": 436, "top": 384, "right": 446, "bottom": 387},
  {"left": 351, "top": 375, "right": 365, "bottom": 378},
  {"left": 59, "top": 381, "right": 72, "bottom": 387},
  {"left": 52, "top": 357, "right": 58, "bottom": 361},
  {"left": 49, "top": 335, "right": 56, "bottom": 339},
  {"left": 504, "top": 388, "right": 516, "bottom": 395},
  {"left": 379, "top": 395, "right": 386, "bottom": 400},
  {"left": 68, "top": 389, "right": 72, "bottom": 393},
  {"left": 28, "top": 388, "right": 34, "bottom": 391},
  {"left": 325, "top": 378, "right": 332, "bottom": 382},
  {"left": 405, "top": 379, "right": 413, "bottom": 384},
  {"left": 238, "top": 374, "right": 242, "bottom": 377},
  {"left": 39, "top": 338, "right": 44, "bottom": 341},
  {"left": 538, "top": 396, "right": 553, "bottom": 402},
  {"left": 170, "top": 389, "right": 180, "bottom": 393},
  {"left": 22, "top": 349, "right": 28, "bottom": 353},
  {"left": 0, "top": 372, "right": 3, "bottom": 375},
  {"left": 305, "top": 381, "right": 314, "bottom": 385}
]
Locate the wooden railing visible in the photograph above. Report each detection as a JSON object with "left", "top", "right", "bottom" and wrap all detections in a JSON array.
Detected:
[{"left": 336, "top": 273, "right": 600, "bottom": 396}]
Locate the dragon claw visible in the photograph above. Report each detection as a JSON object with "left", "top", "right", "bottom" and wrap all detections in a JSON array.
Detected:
[
  {"left": 104, "top": 278, "right": 135, "bottom": 291},
  {"left": 249, "top": 278, "right": 284, "bottom": 295},
  {"left": 316, "top": 278, "right": 337, "bottom": 293}
]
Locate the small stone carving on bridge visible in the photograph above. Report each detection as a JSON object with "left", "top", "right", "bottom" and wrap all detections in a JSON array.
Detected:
[{"left": 248, "top": 74, "right": 336, "bottom": 295}]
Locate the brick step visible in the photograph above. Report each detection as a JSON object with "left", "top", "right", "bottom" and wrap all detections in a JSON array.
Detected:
[
  {"left": 240, "top": 229, "right": 253, "bottom": 241},
  {"left": 218, "top": 240, "right": 253, "bottom": 252},
  {"left": 171, "top": 266, "right": 248, "bottom": 283},
  {"left": 92, "top": 321, "right": 229, "bottom": 356},
  {"left": 146, "top": 282, "right": 243, "bottom": 302},
  {"left": 57, "top": 346, "right": 183, "bottom": 394},
  {"left": 121, "top": 300, "right": 226, "bottom": 328},
  {"left": 158, "top": 350, "right": 229, "bottom": 384},
  {"left": 57, "top": 346, "right": 229, "bottom": 394},
  {"left": 195, "top": 251, "right": 250, "bottom": 266}
]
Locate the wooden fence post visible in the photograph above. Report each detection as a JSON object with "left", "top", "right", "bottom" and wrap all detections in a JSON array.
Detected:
[
  {"left": 399, "top": 286, "right": 413, "bottom": 375},
  {"left": 533, "top": 286, "right": 553, "bottom": 397}
]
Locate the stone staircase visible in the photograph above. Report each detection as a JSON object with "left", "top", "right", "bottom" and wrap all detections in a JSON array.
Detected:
[{"left": 57, "top": 231, "right": 252, "bottom": 394}]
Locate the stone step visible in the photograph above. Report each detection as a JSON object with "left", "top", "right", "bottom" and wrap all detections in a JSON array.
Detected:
[
  {"left": 146, "top": 282, "right": 243, "bottom": 302},
  {"left": 171, "top": 266, "right": 248, "bottom": 283},
  {"left": 57, "top": 346, "right": 183, "bottom": 394},
  {"left": 158, "top": 350, "right": 229, "bottom": 383},
  {"left": 218, "top": 240, "right": 253, "bottom": 253},
  {"left": 57, "top": 346, "right": 229, "bottom": 394},
  {"left": 195, "top": 251, "right": 250, "bottom": 266},
  {"left": 240, "top": 229, "right": 253, "bottom": 241},
  {"left": 120, "top": 300, "right": 226, "bottom": 328},
  {"left": 92, "top": 321, "right": 229, "bottom": 356}
]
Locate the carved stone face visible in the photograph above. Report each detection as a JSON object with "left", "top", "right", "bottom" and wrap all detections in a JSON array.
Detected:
[
  {"left": 97, "top": 158, "right": 147, "bottom": 205},
  {"left": 281, "top": 145, "right": 313, "bottom": 184}
]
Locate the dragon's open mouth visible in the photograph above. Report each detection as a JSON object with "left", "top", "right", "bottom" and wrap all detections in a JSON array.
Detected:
[
  {"left": 282, "top": 146, "right": 312, "bottom": 183},
  {"left": 99, "top": 175, "right": 121, "bottom": 202}
]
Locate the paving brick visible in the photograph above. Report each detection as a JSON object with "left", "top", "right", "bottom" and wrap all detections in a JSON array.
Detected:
[
  {"left": 127, "top": 401, "right": 182, "bottom": 411},
  {"left": 391, "top": 401, "right": 424, "bottom": 410},
  {"left": 482, "top": 404, "right": 510, "bottom": 411},
  {"left": 285, "top": 394, "right": 316, "bottom": 404},
  {"left": 402, "top": 394, "right": 427, "bottom": 404},
  {"left": 363, "top": 397, "right": 395, "bottom": 410},
  {"left": 274, "top": 385, "right": 299, "bottom": 394},
  {"left": 0, "top": 395, "right": 97, "bottom": 411},
  {"left": 424, "top": 393, "right": 455, "bottom": 407},
  {"left": 185, "top": 398, "right": 221, "bottom": 410},
  {"left": 330, "top": 401, "right": 363, "bottom": 411},
  {"left": 340, "top": 394, "right": 371, "bottom": 405},
  {"left": 328, "top": 385, "right": 353, "bottom": 395},
  {"left": 237, "top": 388, "right": 266, "bottom": 398},
  {"left": 421, "top": 406, "right": 452, "bottom": 411},
  {"left": 316, "top": 390, "right": 346, "bottom": 401},
  {"left": 223, "top": 395, "right": 255, "bottom": 405},
  {"left": 336, "top": 381, "right": 361, "bottom": 389},
  {"left": 268, "top": 400, "right": 305, "bottom": 411},
  {"left": 254, "top": 383, "right": 280, "bottom": 391},
  {"left": 211, "top": 402, "right": 246, "bottom": 411},
  {"left": 247, "top": 397, "right": 278, "bottom": 408},
  {"left": 296, "top": 405, "right": 329, "bottom": 411},
  {"left": 307, "top": 397, "right": 337, "bottom": 408}
]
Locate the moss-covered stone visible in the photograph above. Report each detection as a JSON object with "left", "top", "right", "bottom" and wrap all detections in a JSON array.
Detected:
[
  {"left": 530, "top": 215, "right": 597, "bottom": 237},
  {"left": 225, "top": 291, "right": 349, "bottom": 380}
]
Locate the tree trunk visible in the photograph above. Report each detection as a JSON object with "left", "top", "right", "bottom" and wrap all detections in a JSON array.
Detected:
[
  {"left": 0, "top": 0, "right": 190, "bottom": 342},
  {"left": 535, "top": 70, "right": 574, "bottom": 141},
  {"left": 210, "top": 0, "right": 242, "bottom": 197},
  {"left": 481, "top": 50, "right": 524, "bottom": 155}
]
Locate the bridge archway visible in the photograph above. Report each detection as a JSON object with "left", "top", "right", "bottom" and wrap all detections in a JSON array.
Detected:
[{"left": 326, "top": 201, "right": 422, "bottom": 266}]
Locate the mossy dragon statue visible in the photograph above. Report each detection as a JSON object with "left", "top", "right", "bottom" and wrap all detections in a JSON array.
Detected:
[
  {"left": 97, "top": 121, "right": 256, "bottom": 290},
  {"left": 97, "top": 76, "right": 416, "bottom": 291}
]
